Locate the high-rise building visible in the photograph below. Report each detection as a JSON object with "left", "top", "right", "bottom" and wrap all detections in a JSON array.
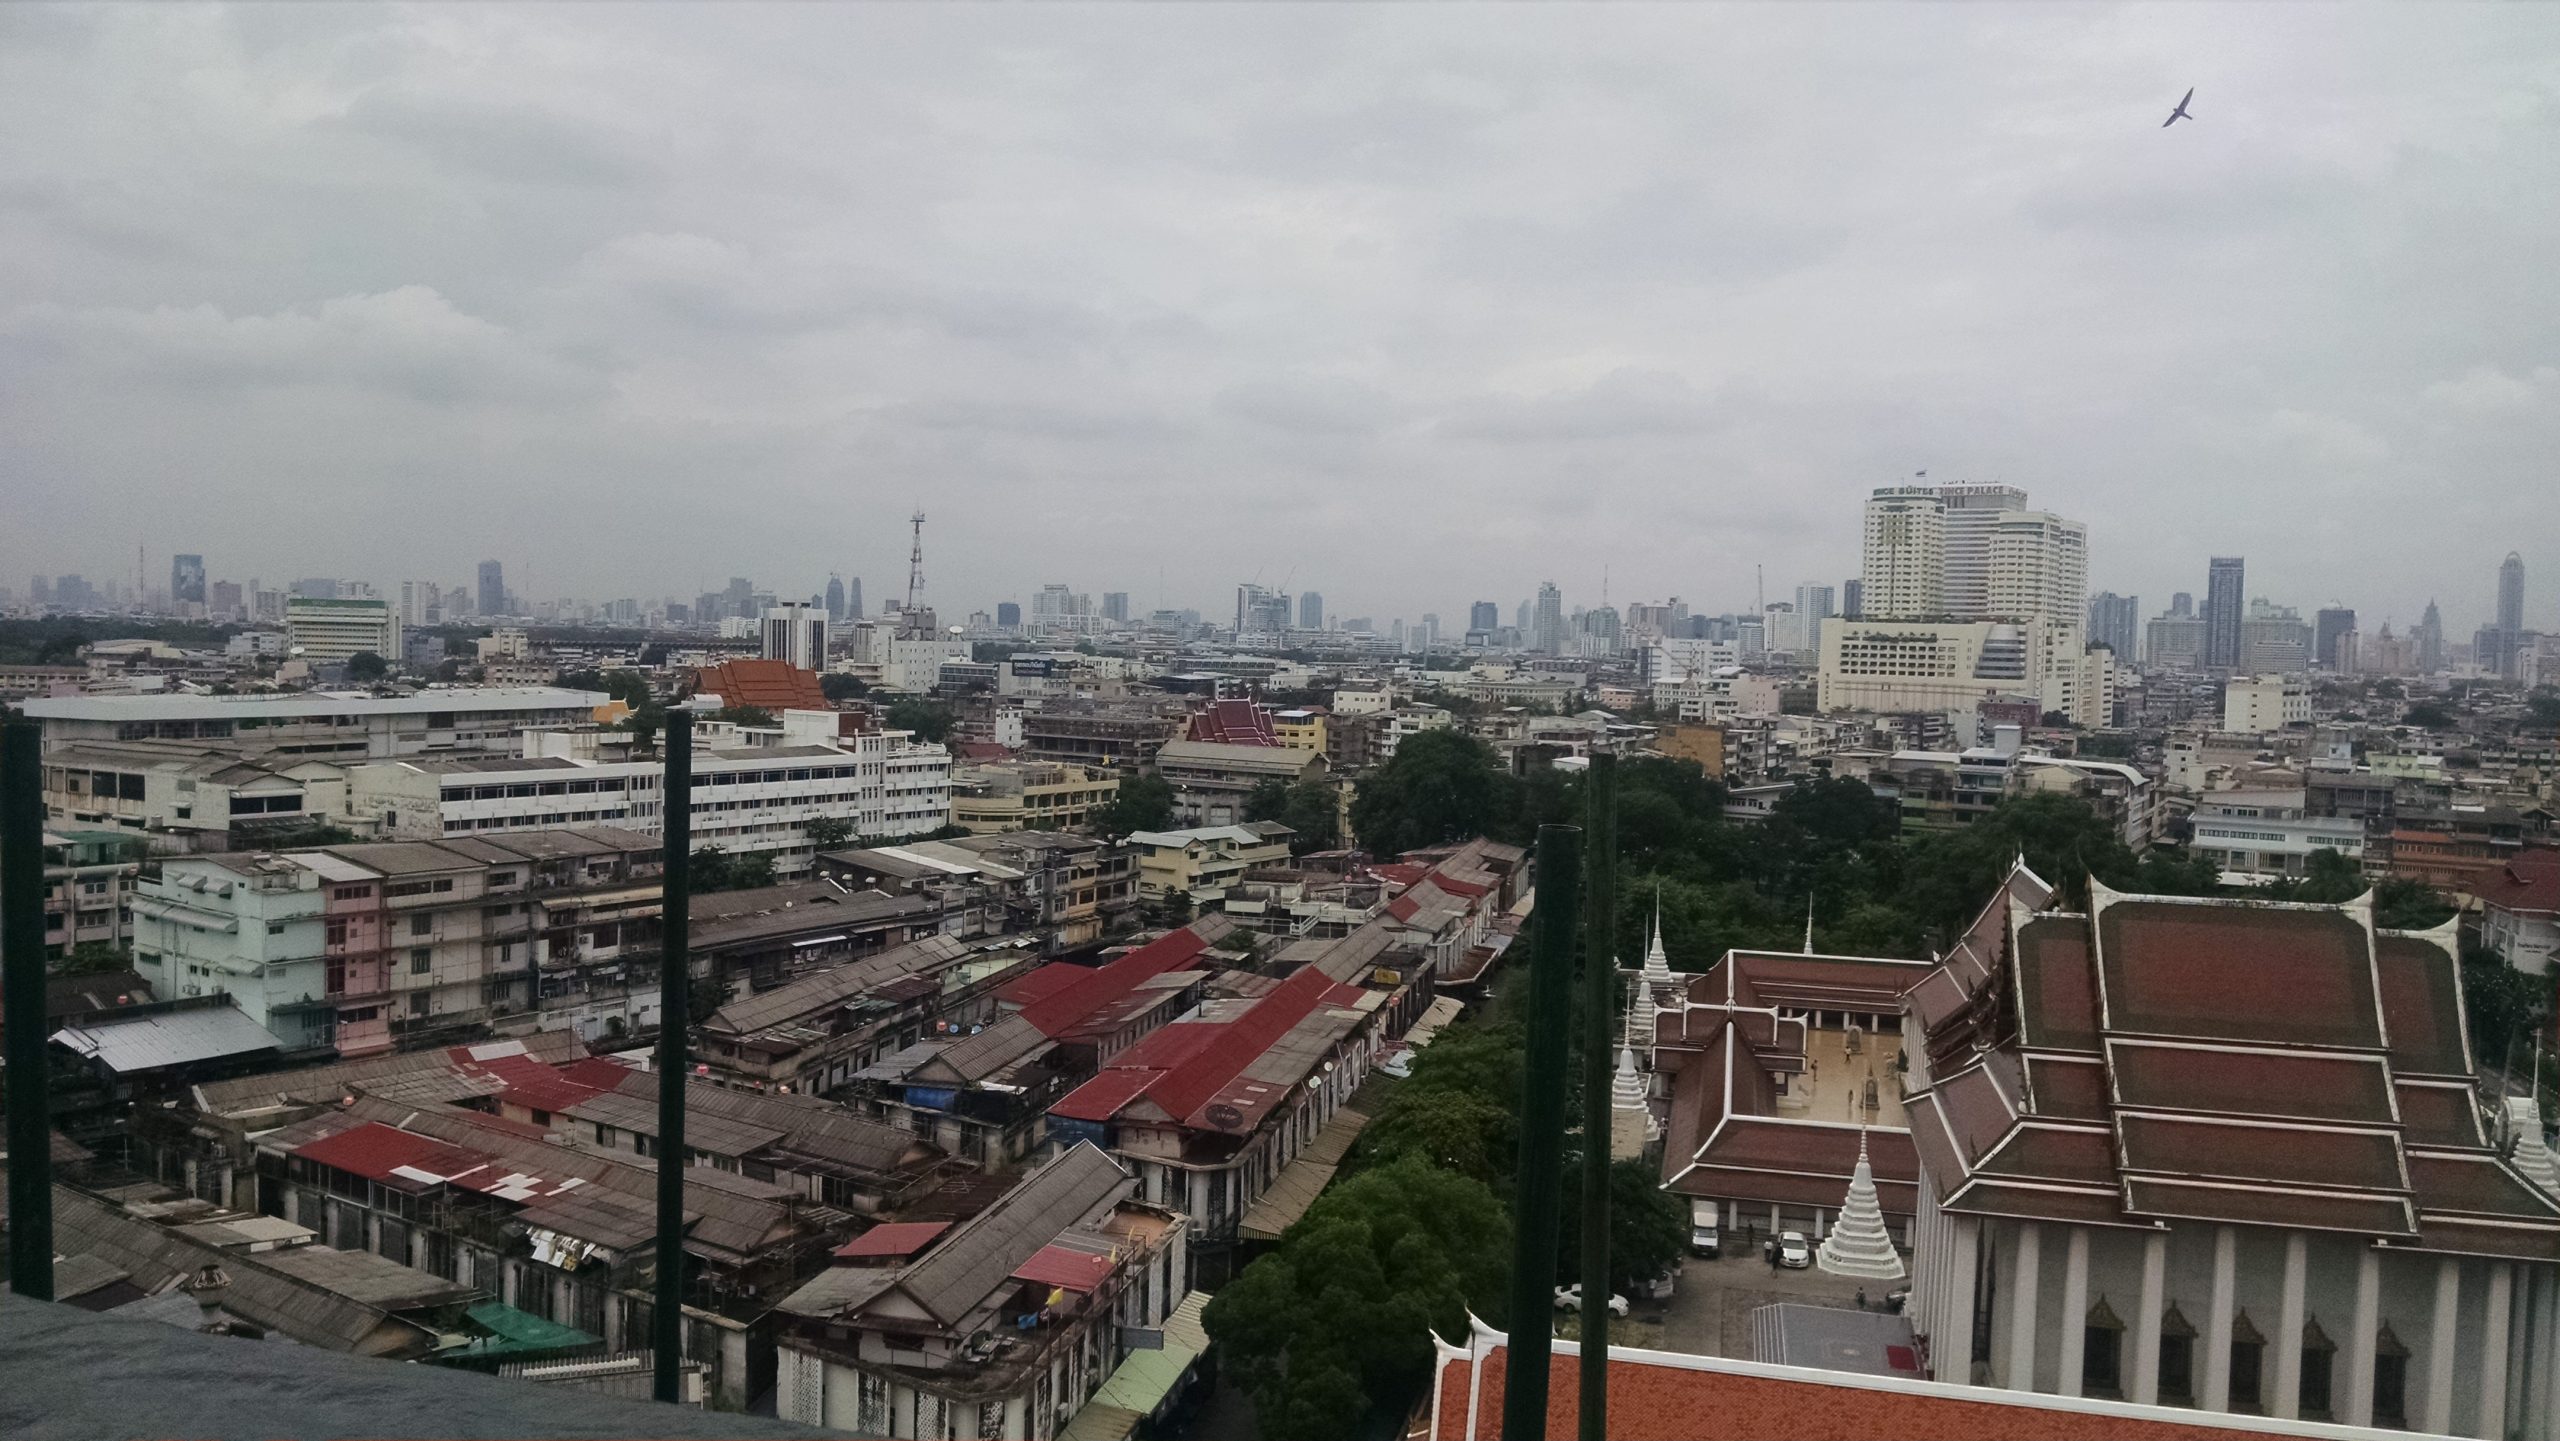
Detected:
[
  {"left": 397, "top": 580, "right": 441, "bottom": 628},
  {"left": 1298, "top": 591, "right": 1323, "bottom": 630},
  {"left": 2241, "top": 599, "right": 2313, "bottom": 674},
  {"left": 2087, "top": 592, "right": 2139, "bottom": 660},
  {"left": 1532, "top": 582, "right": 1565, "bottom": 654},
  {"left": 2314, "top": 607, "right": 2358, "bottom": 671},
  {"left": 476, "top": 561, "right": 506, "bottom": 618},
  {"left": 1470, "top": 600, "right": 1500, "bottom": 634},
  {"left": 169, "top": 554, "right": 206, "bottom": 606},
  {"left": 286, "top": 596, "right": 400, "bottom": 664},
  {"left": 1794, "top": 583, "right": 1837, "bottom": 621},
  {"left": 2168, "top": 591, "right": 2194, "bottom": 618},
  {"left": 825, "top": 575, "right": 846, "bottom": 621},
  {"left": 1936, "top": 483, "right": 2030, "bottom": 619},
  {"left": 845, "top": 577, "right": 864, "bottom": 620},
  {"left": 1861, "top": 486, "right": 1947, "bottom": 620},
  {"left": 996, "top": 601, "right": 1021, "bottom": 629},
  {"left": 2202, "top": 557, "right": 2246, "bottom": 672},
  {"left": 208, "top": 581, "right": 242, "bottom": 619},
  {"left": 760, "top": 603, "right": 829, "bottom": 670},
  {"left": 1841, "top": 579, "right": 1863, "bottom": 620},
  {"left": 2486, "top": 551, "right": 2529, "bottom": 678},
  {"left": 2500, "top": 552, "right": 2526, "bottom": 634},
  {"left": 2144, "top": 603, "right": 2206, "bottom": 671},
  {"left": 2416, "top": 600, "right": 2445, "bottom": 674},
  {"left": 1983, "top": 511, "right": 2087, "bottom": 623},
  {"left": 1103, "top": 592, "right": 1131, "bottom": 623}
]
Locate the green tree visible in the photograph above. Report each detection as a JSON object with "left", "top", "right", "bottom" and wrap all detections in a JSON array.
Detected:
[
  {"left": 717, "top": 705, "right": 778, "bottom": 728},
  {"left": 346, "top": 651, "right": 388, "bottom": 681},
  {"left": 1898, "top": 792, "right": 2138, "bottom": 939},
  {"left": 1247, "top": 779, "right": 1342, "bottom": 853},
  {"left": 804, "top": 816, "right": 855, "bottom": 850},
  {"left": 1091, "top": 774, "right": 1175, "bottom": 835},
  {"left": 1557, "top": 1155, "right": 1689, "bottom": 1296},
  {"left": 55, "top": 941, "right": 135, "bottom": 976},
  {"left": 689, "top": 847, "right": 777, "bottom": 893},
  {"left": 2135, "top": 846, "right": 2223, "bottom": 896},
  {"left": 820, "top": 671, "right": 869, "bottom": 702},
  {"left": 2272, "top": 848, "right": 2366, "bottom": 905},
  {"left": 885, "top": 699, "right": 955, "bottom": 742},
  {"left": 1205, "top": 1159, "right": 1510, "bottom": 1441},
  {"left": 2374, "top": 876, "right": 2454, "bottom": 931},
  {"left": 2404, "top": 702, "right": 2454, "bottom": 730},
  {"left": 2464, "top": 946, "right": 2549, "bottom": 1067},
  {"left": 1348, "top": 729, "right": 1516, "bottom": 855}
]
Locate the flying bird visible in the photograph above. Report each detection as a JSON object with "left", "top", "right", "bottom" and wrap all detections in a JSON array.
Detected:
[{"left": 2163, "top": 87, "right": 2195, "bottom": 127}]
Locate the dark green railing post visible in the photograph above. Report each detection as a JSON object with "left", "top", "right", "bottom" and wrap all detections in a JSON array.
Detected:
[
  {"left": 4, "top": 716, "right": 52, "bottom": 1301},
  {"left": 1502, "top": 823, "right": 1581, "bottom": 1441},
  {"left": 653, "top": 711, "right": 692, "bottom": 1402},
  {"left": 1578, "top": 753, "right": 1618, "bottom": 1440}
]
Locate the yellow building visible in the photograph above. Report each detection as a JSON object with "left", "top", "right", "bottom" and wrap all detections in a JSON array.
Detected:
[
  {"left": 1655, "top": 722, "right": 1728, "bottom": 780},
  {"left": 951, "top": 761, "right": 1120, "bottom": 834},
  {"left": 1129, "top": 823, "right": 1296, "bottom": 897},
  {"left": 1273, "top": 708, "right": 1329, "bottom": 756}
]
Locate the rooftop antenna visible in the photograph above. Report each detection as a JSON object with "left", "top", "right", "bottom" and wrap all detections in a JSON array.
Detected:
[{"left": 905, "top": 510, "right": 927, "bottom": 614}]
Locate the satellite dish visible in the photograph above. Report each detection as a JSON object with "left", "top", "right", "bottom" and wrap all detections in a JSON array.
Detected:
[{"left": 1205, "top": 1103, "right": 1244, "bottom": 1130}]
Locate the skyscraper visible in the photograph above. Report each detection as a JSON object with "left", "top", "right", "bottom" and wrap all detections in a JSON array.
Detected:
[
  {"left": 1103, "top": 592, "right": 1131, "bottom": 623},
  {"left": 996, "top": 601, "right": 1021, "bottom": 629},
  {"left": 1470, "top": 600, "right": 1499, "bottom": 634},
  {"left": 1841, "top": 579, "right": 1863, "bottom": 620},
  {"left": 760, "top": 603, "right": 828, "bottom": 670},
  {"left": 2168, "top": 592, "right": 2194, "bottom": 618},
  {"left": 2203, "top": 558, "right": 2246, "bottom": 672},
  {"left": 2416, "top": 600, "right": 2444, "bottom": 674},
  {"left": 2314, "top": 607, "right": 2358, "bottom": 671},
  {"left": 1298, "top": 591, "right": 1323, "bottom": 629},
  {"left": 825, "top": 575, "right": 846, "bottom": 621},
  {"left": 1936, "top": 484, "right": 2030, "bottom": 619},
  {"left": 169, "top": 554, "right": 205, "bottom": 606},
  {"left": 846, "top": 577, "right": 864, "bottom": 620},
  {"left": 2087, "top": 592, "right": 2140, "bottom": 660},
  {"left": 2500, "top": 552, "right": 2526, "bottom": 634},
  {"left": 1860, "top": 486, "right": 1946, "bottom": 620},
  {"left": 1532, "top": 582, "right": 1565, "bottom": 654},
  {"left": 477, "top": 560, "right": 506, "bottom": 618}
]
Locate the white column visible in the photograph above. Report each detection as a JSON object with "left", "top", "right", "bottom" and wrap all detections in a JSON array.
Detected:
[
  {"left": 2481, "top": 1263, "right": 2514, "bottom": 1441},
  {"left": 2533, "top": 1270, "right": 2558, "bottom": 1439},
  {"left": 2544, "top": 1270, "right": 2560, "bottom": 1441},
  {"left": 1814, "top": 1208, "right": 1827, "bottom": 1241},
  {"left": 2006, "top": 1221, "right": 2043, "bottom": 1392},
  {"left": 2057, "top": 1227, "right": 2091, "bottom": 1398},
  {"left": 2343, "top": 1247, "right": 2380, "bottom": 1427},
  {"left": 1941, "top": 1215, "right": 1979, "bottom": 1385},
  {"left": 2131, "top": 1230, "right": 2167, "bottom": 1405},
  {"left": 2513, "top": 1264, "right": 2535, "bottom": 1440},
  {"left": 2273, "top": 1234, "right": 2308, "bottom": 1420},
  {"left": 2423, "top": 1256, "right": 2460, "bottom": 1436},
  {"left": 2203, "top": 1225, "right": 2237, "bottom": 1412}
]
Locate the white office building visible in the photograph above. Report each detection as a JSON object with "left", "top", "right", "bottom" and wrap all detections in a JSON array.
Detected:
[
  {"left": 762, "top": 603, "right": 830, "bottom": 670},
  {"left": 285, "top": 596, "right": 400, "bottom": 664},
  {"left": 1862, "top": 486, "right": 1948, "bottom": 621},
  {"left": 2223, "top": 674, "right": 2313, "bottom": 734},
  {"left": 18, "top": 687, "right": 608, "bottom": 760}
]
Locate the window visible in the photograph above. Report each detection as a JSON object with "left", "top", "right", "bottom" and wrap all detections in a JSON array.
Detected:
[
  {"left": 2229, "top": 1310, "right": 2266, "bottom": 1413},
  {"left": 411, "top": 948, "right": 432, "bottom": 974},
  {"left": 856, "top": 1374, "right": 888, "bottom": 1435},
  {"left": 2157, "top": 1304, "right": 2196, "bottom": 1404},
  {"left": 2299, "top": 1316, "right": 2336, "bottom": 1419},
  {"left": 267, "top": 919, "right": 287, "bottom": 935},
  {"left": 408, "top": 992, "right": 429, "bottom": 1016},
  {"left": 2083, "top": 1296, "right": 2125, "bottom": 1398},
  {"left": 978, "top": 1401, "right": 1005, "bottom": 1439},
  {"left": 2372, "top": 1325, "right": 2409, "bottom": 1427},
  {"left": 410, "top": 914, "right": 433, "bottom": 937}
]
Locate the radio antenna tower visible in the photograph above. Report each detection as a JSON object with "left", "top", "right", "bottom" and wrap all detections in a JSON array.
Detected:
[{"left": 905, "top": 510, "right": 927, "bottom": 614}]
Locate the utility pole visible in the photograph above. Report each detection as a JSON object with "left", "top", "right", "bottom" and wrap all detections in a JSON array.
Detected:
[
  {"left": 5, "top": 715, "right": 53, "bottom": 1300},
  {"left": 1578, "top": 752, "right": 1619, "bottom": 1440},
  {"left": 1502, "top": 823, "right": 1582, "bottom": 1441},
  {"left": 652, "top": 711, "right": 693, "bottom": 1402}
]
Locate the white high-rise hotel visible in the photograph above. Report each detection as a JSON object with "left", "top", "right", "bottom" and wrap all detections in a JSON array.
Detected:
[{"left": 1823, "top": 482, "right": 2107, "bottom": 726}]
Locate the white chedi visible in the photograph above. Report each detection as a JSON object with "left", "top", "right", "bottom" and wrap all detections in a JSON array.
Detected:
[
  {"left": 2508, "top": 1096, "right": 2560, "bottom": 1196},
  {"left": 1816, "top": 1131, "right": 1906, "bottom": 1281}
]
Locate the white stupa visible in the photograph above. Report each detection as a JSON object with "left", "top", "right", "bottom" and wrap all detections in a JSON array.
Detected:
[
  {"left": 2508, "top": 1095, "right": 2560, "bottom": 1195},
  {"left": 1816, "top": 1131, "right": 1906, "bottom": 1281},
  {"left": 1609, "top": 1045, "right": 1657, "bottom": 1159}
]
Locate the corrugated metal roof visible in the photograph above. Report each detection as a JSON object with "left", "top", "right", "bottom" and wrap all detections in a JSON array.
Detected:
[
  {"left": 53, "top": 1005, "right": 284, "bottom": 1074},
  {"left": 898, "top": 1142, "right": 1130, "bottom": 1326},
  {"left": 702, "top": 934, "right": 970, "bottom": 1036}
]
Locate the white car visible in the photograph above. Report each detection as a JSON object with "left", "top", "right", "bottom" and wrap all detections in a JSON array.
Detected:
[
  {"left": 1552, "top": 1284, "right": 1630, "bottom": 1317},
  {"left": 1773, "top": 1230, "right": 1813, "bottom": 1269},
  {"left": 1378, "top": 1048, "right": 1415, "bottom": 1079}
]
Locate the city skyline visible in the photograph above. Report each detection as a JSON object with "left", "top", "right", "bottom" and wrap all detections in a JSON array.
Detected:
[{"left": 5, "top": 7, "right": 2558, "bottom": 628}]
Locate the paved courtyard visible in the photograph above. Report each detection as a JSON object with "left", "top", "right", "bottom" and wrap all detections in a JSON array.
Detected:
[{"left": 1645, "top": 1247, "right": 1905, "bottom": 1361}]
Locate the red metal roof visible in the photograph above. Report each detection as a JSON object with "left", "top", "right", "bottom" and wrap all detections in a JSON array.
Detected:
[
  {"left": 1048, "top": 1068, "right": 1166, "bottom": 1124},
  {"left": 1011, "top": 1244, "right": 1115, "bottom": 1293},
  {"left": 833, "top": 1220, "right": 950, "bottom": 1259},
  {"left": 2477, "top": 849, "right": 2560, "bottom": 914},
  {"left": 1019, "top": 927, "right": 1212, "bottom": 1038},
  {"left": 296, "top": 1122, "right": 496, "bottom": 1193},
  {"left": 996, "top": 965, "right": 1088, "bottom": 1008},
  {"left": 694, "top": 659, "right": 829, "bottom": 714}
]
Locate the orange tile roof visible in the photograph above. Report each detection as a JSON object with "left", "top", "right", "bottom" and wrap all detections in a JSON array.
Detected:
[{"left": 695, "top": 659, "right": 830, "bottom": 714}]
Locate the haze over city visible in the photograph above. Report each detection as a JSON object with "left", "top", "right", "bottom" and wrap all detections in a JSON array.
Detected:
[{"left": 5, "top": 3, "right": 2558, "bottom": 629}]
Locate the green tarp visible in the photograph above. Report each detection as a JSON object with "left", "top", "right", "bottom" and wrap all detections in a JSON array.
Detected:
[{"left": 428, "top": 1301, "right": 601, "bottom": 1367}]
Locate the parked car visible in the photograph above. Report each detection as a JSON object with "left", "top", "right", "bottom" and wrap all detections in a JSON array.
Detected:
[
  {"left": 1552, "top": 1284, "right": 1630, "bottom": 1316},
  {"left": 1773, "top": 1230, "right": 1813, "bottom": 1269},
  {"left": 1378, "top": 1046, "right": 1415, "bottom": 1079}
]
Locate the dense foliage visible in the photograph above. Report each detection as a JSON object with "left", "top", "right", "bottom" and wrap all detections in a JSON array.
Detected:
[
  {"left": 689, "top": 847, "right": 775, "bottom": 893},
  {"left": 1091, "top": 773, "right": 1175, "bottom": 835},
  {"left": 884, "top": 699, "right": 955, "bottom": 742},
  {"left": 1245, "top": 778, "right": 1341, "bottom": 853}
]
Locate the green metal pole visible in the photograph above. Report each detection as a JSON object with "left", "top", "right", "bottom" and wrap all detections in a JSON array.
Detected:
[
  {"left": 4, "top": 717, "right": 53, "bottom": 1301},
  {"left": 1578, "top": 753, "right": 1618, "bottom": 1440},
  {"left": 653, "top": 711, "right": 692, "bottom": 1402},
  {"left": 1502, "top": 823, "right": 1581, "bottom": 1441}
]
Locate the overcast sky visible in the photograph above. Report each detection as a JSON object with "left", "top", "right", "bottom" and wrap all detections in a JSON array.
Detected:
[{"left": 4, "top": 3, "right": 2556, "bottom": 634}]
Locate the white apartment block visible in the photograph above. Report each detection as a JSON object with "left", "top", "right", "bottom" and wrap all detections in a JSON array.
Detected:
[
  {"left": 285, "top": 596, "right": 401, "bottom": 664},
  {"left": 345, "top": 714, "right": 951, "bottom": 877},
  {"left": 1936, "top": 483, "right": 2030, "bottom": 619},
  {"left": 2223, "top": 674, "right": 2313, "bottom": 734},
  {"left": 1818, "top": 619, "right": 2108, "bottom": 728},
  {"left": 1985, "top": 510, "right": 2089, "bottom": 625},
  {"left": 18, "top": 687, "right": 608, "bottom": 760},
  {"left": 1861, "top": 486, "right": 1948, "bottom": 621},
  {"left": 2189, "top": 789, "right": 2366, "bottom": 883},
  {"left": 763, "top": 603, "right": 830, "bottom": 670}
]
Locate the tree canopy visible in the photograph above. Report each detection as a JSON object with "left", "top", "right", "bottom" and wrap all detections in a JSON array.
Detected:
[
  {"left": 1091, "top": 773, "right": 1175, "bottom": 835},
  {"left": 884, "top": 698, "right": 955, "bottom": 742},
  {"left": 1349, "top": 730, "right": 1517, "bottom": 854},
  {"left": 1246, "top": 778, "right": 1341, "bottom": 853},
  {"left": 690, "top": 847, "right": 775, "bottom": 893},
  {"left": 345, "top": 651, "right": 388, "bottom": 681}
]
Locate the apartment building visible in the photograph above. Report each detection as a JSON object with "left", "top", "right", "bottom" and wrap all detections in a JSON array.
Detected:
[
  {"left": 950, "top": 760, "right": 1115, "bottom": 834},
  {"left": 774, "top": 1144, "right": 1189, "bottom": 1441},
  {"left": 1152, "top": 740, "right": 1328, "bottom": 828},
  {"left": 1126, "top": 824, "right": 1296, "bottom": 899},
  {"left": 1019, "top": 704, "right": 1184, "bottom": 771},
  {"left": 41, "top": 828, "right": 141, "bottom": 960},
  {"left": 2223, "top": 674, "right": 2313, "bottom": 734},
  {"left": 129, "top": 829, "right": 664, "bottom": 1058},
  {"left": 820, "top": 831, "right": 1141, "bottom": 952},
  {"left": 19, "top": 687, "right": 608, "bottom": 760},
  {"left": 285, "top": 596, "right": 400, "bottom": 664},
  {"left": 2190, "top": 789, "right": 2367, "bottom": 883}
]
